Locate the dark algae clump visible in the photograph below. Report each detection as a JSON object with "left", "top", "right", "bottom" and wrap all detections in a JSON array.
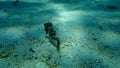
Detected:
[
  {"left": 44, "top": 22, "right": 60, "bottom": 51},
  {"left": 12, "top": 0, "right": 19, "bottom": 6},
  {"left": 107, "top": 5, "right": 118, "bottom": 10}
]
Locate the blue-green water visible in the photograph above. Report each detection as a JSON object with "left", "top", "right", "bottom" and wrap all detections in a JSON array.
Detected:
[{"left": 0, "top": 0, "right": 120, "bottom": 68}]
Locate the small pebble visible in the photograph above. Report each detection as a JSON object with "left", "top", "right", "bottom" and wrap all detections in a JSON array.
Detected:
[
  {"left": 0, "top": 51, "right": 9, "bottom": 58},
  {"left": 29, "top": 48, "right": 35, "bottom": 53},
  {"left": 93, "top": 37, "right": 97, "bottom": 41}
]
